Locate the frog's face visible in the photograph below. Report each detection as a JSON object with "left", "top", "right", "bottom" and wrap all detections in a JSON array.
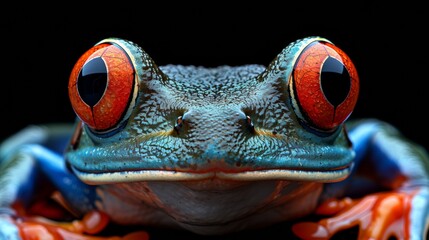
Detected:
[{"left": 65, "top": 36, "right": 359, "bottom": 185}]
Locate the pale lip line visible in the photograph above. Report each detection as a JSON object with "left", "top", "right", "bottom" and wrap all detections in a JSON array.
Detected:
[{"left": 72, "top": 165, "right": 352, "bottom": 185}]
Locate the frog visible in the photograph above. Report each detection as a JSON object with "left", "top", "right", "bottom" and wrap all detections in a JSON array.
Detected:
[{"left": 0, "top": 36, "right": 428, "bottom": 240}]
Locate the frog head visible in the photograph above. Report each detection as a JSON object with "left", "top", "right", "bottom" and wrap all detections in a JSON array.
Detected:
[{"left": 65, "top": 36, "right": 359, "bottom": 185}]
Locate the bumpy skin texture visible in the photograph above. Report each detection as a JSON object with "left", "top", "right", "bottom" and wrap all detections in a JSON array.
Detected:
[{"left": 0, "top": 37, "right": 428, "bottom": 239}]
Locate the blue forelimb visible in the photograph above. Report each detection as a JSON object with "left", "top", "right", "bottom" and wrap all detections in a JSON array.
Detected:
[
  {"left": 0, "top": 124, "right": 96, "bottom": 215},
  {"left": 322, "top": 119, "right": 429, "bottom": 239}
]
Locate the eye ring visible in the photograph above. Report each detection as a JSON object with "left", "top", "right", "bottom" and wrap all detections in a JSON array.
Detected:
[
  {"left": 68, "top": 42, "right": 138, "bottom": 134},
  {"left": 289, "top": 40, "right": 359, "bottom": 132}
]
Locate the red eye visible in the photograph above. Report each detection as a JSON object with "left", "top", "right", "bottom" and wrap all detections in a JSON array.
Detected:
[
  {"left": 290, "top": 41, "right": 359, "bottom": 131},
  {"left": 68, "top": 42, "right": 137, "bottom": 132}
]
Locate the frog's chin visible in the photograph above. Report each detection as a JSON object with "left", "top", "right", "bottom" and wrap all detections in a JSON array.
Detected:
[{"left": 71, "top": 164, "right": 353, "bottom": 185}]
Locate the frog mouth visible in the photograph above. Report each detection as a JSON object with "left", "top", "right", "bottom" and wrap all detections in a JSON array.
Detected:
[{"left": 70, "top": 164, "right": 353, "bottom": 185}]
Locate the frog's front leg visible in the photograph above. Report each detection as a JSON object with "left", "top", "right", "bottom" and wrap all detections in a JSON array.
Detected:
[
  {"left": 293, "top": 119, "right": 429, "bottom": 240},
  {"left": 0, "top": 125, "right": 101, "bottom": 239}
]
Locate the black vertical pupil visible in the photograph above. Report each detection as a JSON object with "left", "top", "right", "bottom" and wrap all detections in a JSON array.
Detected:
[
  {"left": 320, "top": 57, "right": 351, "bottom": 107},
  {"left": 77, "top": 57, "right": 108, "bottom": 107}
]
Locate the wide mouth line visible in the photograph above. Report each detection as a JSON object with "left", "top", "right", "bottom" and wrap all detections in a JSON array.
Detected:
[{"left": 72, "top": 165, "right": 352, "bottom": 185}]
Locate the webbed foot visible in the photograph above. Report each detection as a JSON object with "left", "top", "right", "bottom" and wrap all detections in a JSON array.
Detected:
[
  {"left": 292, "top": 188, "right": 428, "bottom": 240},
  {"left": 0, "top": 204, "right": 150, "bottom": 240}
]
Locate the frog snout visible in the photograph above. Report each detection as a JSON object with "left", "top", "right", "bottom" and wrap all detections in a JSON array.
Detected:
[{"left": 168, "top": 107, "right": 259, "bottom": 170}]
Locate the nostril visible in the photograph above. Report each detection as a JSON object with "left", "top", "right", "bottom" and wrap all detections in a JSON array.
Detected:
[
  {"left": 239, "top": 107, "right": 256, "bottom": 133},
  {"left": 174, "top": 116, "right": 183, "bottom": 134},
  {"left": 173, "top": 110, "right": 192, "bottom": 136},
  {"left": 246, "top": 115, "right": 255, "bottom": 133}
]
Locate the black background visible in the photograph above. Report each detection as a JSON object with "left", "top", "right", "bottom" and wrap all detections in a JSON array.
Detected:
[
  {"left": 0, "top": 2, "right": 427, "bottom": 239},
  {"left": 1, "top": 3, "right": 427, "bottom": 150}
]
